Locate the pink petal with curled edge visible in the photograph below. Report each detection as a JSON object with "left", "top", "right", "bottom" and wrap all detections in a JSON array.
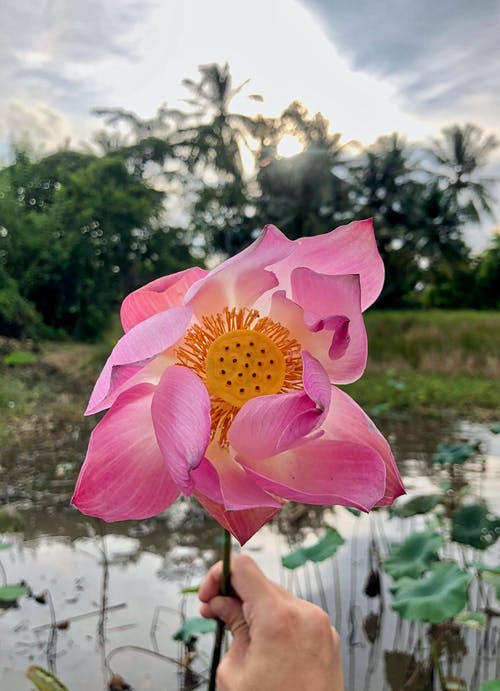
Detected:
[
  {"left": 270, "top": 219, "right": 384, "bottom": 310},
  {"left": 72, "top": 384, "right": 179, "bottom": 521},
  {"left": 242, "top": 439, "right": 386, "bottom": 510},
  {"left": 228, "top": 351, "right": 331, "bottom": 460},
  {"left": 87, "top": 353, "right": 172, "bottom": 416},
  {"left": 86, "top": 306, "right": 192, "bottom": 415},
  {"left": 121, "top": 267, "right": 207, "bottom": 332},
  {"left": 323, "top": 386, "right": 405, "bottom": 505},
  {"left": 184, "top": 224, "right": 294, "bottom": 317},
  {"left": 191, "top": 453, "right": 282, "bottom": 544},
  {"left": 291, "top": 268, "right": 367, "bottom": 384},
  {"left": 151, "top": 366, "right": 211, "bottom": 496}
]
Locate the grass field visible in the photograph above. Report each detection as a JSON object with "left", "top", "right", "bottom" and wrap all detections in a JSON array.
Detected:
[{"left": 1, "top": 311, "right": 499, "bottom": 437}]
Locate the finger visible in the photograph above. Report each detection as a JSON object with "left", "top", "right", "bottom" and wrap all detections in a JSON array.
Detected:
[
  {"left": 199, "top": 555, "right": 276, "bottom": 606},
  {"left": 225, "top": 554, "right": 276, "bottom": 605},
  {"left": 209, "top": 596, "right": 250, "bottom": 645},
  {"left": 198, "top": 560, "right": 223, "bottom": 603}
]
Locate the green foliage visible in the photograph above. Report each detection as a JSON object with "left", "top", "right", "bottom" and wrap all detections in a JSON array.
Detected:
[
  {"left": 390, "top": 562, "right": 472, "bottom": 623},
  {"left": 0, "top": 542, "right": 11, "bottom": 550},
  {"left": 281, "top": 527, "right": 345, "bottom": 569},
  {"left": 173, "top": 617, "right": 217, "bottom": 642},
  {"left": 480, "top": 682, "right": 500, "bottom": 691},
  {"left": 432, "top": 443, "right": 479, "bottom": 465},
  {"left": 383, "top": 531, "right": 442, "bottom": 580},
  {"left": 3, "top": 350, "right": 37, "bottom": 366},
  {"left": 451, "top": 504, "right": 500, "bottom": 550},
  {"left": 0, "top": 149, "right": 195, "bottom": 340},
  {"left": 0, "top": 583, "right": 28, "bottom": 602},
  {"left": 389, "top": 495, "right": 442, "bottom": 519}
]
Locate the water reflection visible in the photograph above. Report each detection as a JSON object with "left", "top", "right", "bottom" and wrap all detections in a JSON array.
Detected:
[{"left": 1, "top": 416, "right": 499, "bottom": 689}]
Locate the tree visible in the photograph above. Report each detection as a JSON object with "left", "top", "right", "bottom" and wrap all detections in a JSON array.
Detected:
[
  {"left": 0, "top": 150, "right": 195, "bottom": 339},
  {"left": 429, "top": 123, "right": 499, "bottom": 222},
  {"left": 255, "top": 101, "right": 351, "bottom": 240},
  {"left": 475, "top": 234, "right": 500, "bottom": 308}
]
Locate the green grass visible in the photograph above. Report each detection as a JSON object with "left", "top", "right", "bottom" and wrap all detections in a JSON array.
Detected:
[
  {"left": 0, "top": 310, "right": 499, "bottom": 429},
  {"left": 365, "top": 311, "right": 500, "bottom": 377},
  {"left": 344, "top": 371, "right": 500, "bottom": 420}
]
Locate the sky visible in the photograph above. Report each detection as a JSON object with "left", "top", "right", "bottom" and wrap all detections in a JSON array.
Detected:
[{"left": 1, "top": 0, "right": 499, "bottom": 244}]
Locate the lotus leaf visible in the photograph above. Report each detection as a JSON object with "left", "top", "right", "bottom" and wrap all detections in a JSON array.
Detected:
[
  {"left": 432, "top": 443, "right": 478, "bottom": 465},
  {"left": 389, "top": 494, "right": 441, "bottom": 519},
  {"left": 454, "top": 610, "right": 486, "bottom": 628},
  {"left": 451, "top": 504, "right": 500, "bottom": 550},
  {"left": 383, "top": 530, "right": 442, "bottom": 580},
  {"left": 281, "top": 527, "right": 345, "bottom": 570},
  {"left": 0, "top": 583, "right": 28, "bottom": 602},
  {"left": 173, "top": 616, "right": 216, "bottom": 642},
  {"left": 391, "top": 562, "right": 472, "bottom": 624}
]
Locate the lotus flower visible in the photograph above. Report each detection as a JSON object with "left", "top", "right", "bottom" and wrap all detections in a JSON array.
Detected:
[{"left": 72, "top": 220, "right": 404, "bottom": 544}]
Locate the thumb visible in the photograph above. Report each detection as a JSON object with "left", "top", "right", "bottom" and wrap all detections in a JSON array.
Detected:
[{"left": 209, "top": 596, "right": 250, "bottom": 646}]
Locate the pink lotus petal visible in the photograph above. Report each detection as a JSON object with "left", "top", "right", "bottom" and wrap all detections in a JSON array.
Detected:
[
  {"left": 121, "top": 267, "right": 207, "bottom": 332},
  {"left": 242, "top": 439, "right": 386, "bottom": 510},
  {"left": 268, "top": 290, "right": 364, "bottom": 385},
  {"left": 291, "top": 268, "right": 367, "bottom": 383},
  {"left": 72, "top": 384, "right": 179, "bottom": 521},
  {"left": 86, "top": 306, "right": 192, "bottom": 415},
  {"left": 270, "top": 219, "right": 384, "bottom": 310},
  {"left": 194, "top": 491, "right": 281, "bottom": 545},
  {"left": 87, "top": 353, "right": 172, "bottom": 416},
  {"left": 205, "top": 443, "right": 282, "bottom": 511},
  {"left": 228, "top": 351, "right": 331, "bottom": 460},
  {"left": 151, "top": 366, "right": 211, "bottom": 495},
  {"left": 191, "top": 451, "right": 282, "bottom": 545},
  {"left": 184, "top": 225, "right": 294, "bottom": 317},
  {"left": 323, "top": 386, "right": 405, "bottom": 505}
]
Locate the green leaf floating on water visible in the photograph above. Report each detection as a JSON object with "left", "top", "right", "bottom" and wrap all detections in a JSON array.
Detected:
[
  {"left": 0, "top": 542, "right": 12, "bottom": 551},
  {"left": 432, "top": 442, "right": 478, "bottom": 465},
  {"left": 391, "top": 562, "right": 472, "bottom": 624},
  {"left": 454, "top": 610, "right": 487, "bottom": 628},
  {"left": 451, "top": 504, "right": 500, "bottom": 550},
  {"left": 281, "top": 527, "right": 345, "bottom": 570},
  {"left": 489, "top": 423, "right": 500, "bottom": 435},
  {"left": 173, "top": 617, "right": 217, "bottom": 642},
  {"left": 480, "top": 682, "right": 500, "bottom": 691},
  {"left": 26, "top": 666, "right": 68, "bottom": 691},
  {"left": 389, "top": 494, "right": 441, "bottom": 519},
  {"left": 0, "top": 583, "right": 28, "bottom": 602},
  {"left": 383, "top": 530, "right": 442, "bottom": 580}
]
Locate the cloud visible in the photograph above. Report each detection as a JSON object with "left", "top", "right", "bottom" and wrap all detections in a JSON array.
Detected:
[
  {"left": 0, "top": 0, "right": 157, "bottom": 150},
  {"left": 303, "top": 0, "right": 500, "bottom": 122}
]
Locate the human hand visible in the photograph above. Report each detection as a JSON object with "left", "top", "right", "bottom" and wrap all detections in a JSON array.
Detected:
[{"left": 199, "top": 554, "right": 344, "bottom": 691}]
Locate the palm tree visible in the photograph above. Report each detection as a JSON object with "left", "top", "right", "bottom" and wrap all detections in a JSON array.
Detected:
[
  {"left": 429, "top": 124, "right": 499, "bottom": 222},
  {"left": 255, "top": 101, "right": 350, "bottom": 239},
  {"left": 179, "top": 62, "right": 259, "bottom": 182}
]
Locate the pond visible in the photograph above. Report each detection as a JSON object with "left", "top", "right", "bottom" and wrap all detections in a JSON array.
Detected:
[{"left": 1, "top": 414, "right": 499, "bottom": 690}]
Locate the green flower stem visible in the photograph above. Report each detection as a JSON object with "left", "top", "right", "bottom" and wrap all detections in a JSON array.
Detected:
[{"left": 208, "top": 529, "right": 232, "bottom": 691}]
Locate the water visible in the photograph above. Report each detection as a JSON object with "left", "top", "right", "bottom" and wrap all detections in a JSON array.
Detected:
[{"left": 1, "top": 416, "right": 499, "bottom": 690}]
